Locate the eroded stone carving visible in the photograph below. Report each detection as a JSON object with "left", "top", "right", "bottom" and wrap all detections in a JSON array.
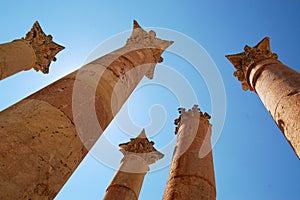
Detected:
[
  {"left": 127, "top": 20, "right": 173, "bottom": 73},
  {"left": 119, "top": 129, "right": 164, "bottom": 164},
  {"left": 174, "top": 104, "right": 211, "bottom": 134},
  {"left": 163, "top": 105, "right": 216, "bottom": 200},
  {"left": 226, "top": 37, "right": 278, "bottom": 90},
  {"left": 23, "top": 21, "right": 65, "bottom": 73}
]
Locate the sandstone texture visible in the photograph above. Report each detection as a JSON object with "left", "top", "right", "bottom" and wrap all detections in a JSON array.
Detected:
[
  {"left": 0, "top": 21, "right": 172, "bottom": 199},
  {"left": 0, "top": 21, "right": 64, "bottom": 80},
  {"left": 163, "top": 105, "right": 216, "bottom": 200},
  {"left": 226, "top": 37, "right": 300, "bottom": 159},
  {"left": 103, "top": 130, "right": 163, "bottom": 200}
]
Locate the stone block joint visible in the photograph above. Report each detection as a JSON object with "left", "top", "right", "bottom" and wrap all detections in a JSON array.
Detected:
[{"left": 103, "top": 130, "right": 163, "bottom": 200}]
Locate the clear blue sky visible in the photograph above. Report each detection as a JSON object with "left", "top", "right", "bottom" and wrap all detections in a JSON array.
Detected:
[{"left": 1, "top": 1, "right": 300, "bottom": 200}]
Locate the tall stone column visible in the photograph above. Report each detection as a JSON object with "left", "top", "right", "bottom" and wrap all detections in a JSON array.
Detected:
[
  {"left": 103, "top": 129, "right": 164, "bottom": 200},
  {"left": 163, "top": 105, "right": 216, "bottom": 200},
  {"left": 0, "top": 21, "right": 172, "bottom": 199},
  {"left": 226, "top": 37, "right": 300, "bottom": 158},
  {"left": 0, "top": 21, "right": 64, "bottom": 80}
]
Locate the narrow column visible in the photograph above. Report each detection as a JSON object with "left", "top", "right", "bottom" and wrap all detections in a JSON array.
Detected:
[
  {"left": 0, "top": 21, "right": 64, "bottom": 80},
  {"left": 163, "top": 105, "right": 216, "bottom": 200},
  {"left": 103, "top": 129, "right": 163, "bottom": 200},
  {"left": 226, "top": 37, "right": 300, "bottom": 158},
  {"left": 0, "top": 21, "right": 172, "bottom": 199}
]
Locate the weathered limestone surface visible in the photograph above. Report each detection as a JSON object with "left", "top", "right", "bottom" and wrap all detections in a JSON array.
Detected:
[
  {"left": 0, "top": 21, "right": 64, "bottom": 80},
  {"left": 0, "top": 21, "right": 172, "bottom": 199},
  {"left": 226, "top": 37, "right": 300, "bottom": 158},
  {"left": 103, "top": 130, "right": 163, "bottom": 200},
  {"left": 0, "top": 99, "right": 85, "bottom": 199},
  {"left": 163, "top": 105, "right": 216, "bottom": 200}
]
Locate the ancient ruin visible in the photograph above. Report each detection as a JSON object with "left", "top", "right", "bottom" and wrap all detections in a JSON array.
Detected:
[
  {"left": 103, "top": 129, "right": 163, "bottom": 200},
  {"left": 226, "top": 37, "right": 300, "bottom": 158},
  {"left": 4, "top": 20, "right": 298, "bottom": 200},
  {"left": 163, "top": 105, "right": 216, "bottom": 200}
]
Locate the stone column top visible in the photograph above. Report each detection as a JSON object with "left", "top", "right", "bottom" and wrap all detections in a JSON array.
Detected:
[
  {"left": 127, "top": 20, "right": 174, "bottom": 55},
  {"left": 119, "top": 129, "right": 164, "bottom": 165},
  {"left": 19, "top": 21, "right": 65, "bottom": 73},
  {"left": 226, "top": 37, "right": 278, "bottom": 91},
  {"left": 174, "top": 105, "right": 211, "bottom": 135},
  {"left": 126, "top": 20, "right": 173, "bottom": 79}
]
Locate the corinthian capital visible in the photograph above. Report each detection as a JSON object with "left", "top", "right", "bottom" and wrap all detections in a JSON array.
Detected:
[
  {"left": 23, "top": 21, "right": 65, "bottom": 73},
  {"left": 226, "top": 37, "right": 278, "bottom": 90},
  {"left": 119, "top": 129, "right": 164, "bottom": 165}
]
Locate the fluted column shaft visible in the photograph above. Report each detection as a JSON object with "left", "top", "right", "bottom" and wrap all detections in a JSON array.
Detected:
[{"left": 163, "top": 106, "right": 216, "bottom": 200}]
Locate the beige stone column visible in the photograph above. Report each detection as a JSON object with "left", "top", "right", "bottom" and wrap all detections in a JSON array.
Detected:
[
  {"left": 103, "top": 130, "right": 163, "bottom": 200},
  {"left": 0, "top": 21, "right": 172, "bottom": 199},
  {"left": 163, "top": 105, "right": 216, "bottom": 200},
  {"left": 0, "top": 21, "right": 64, "bottom": 80},
  {"left": 226, "top": 37, "right": 300, "bottom": 158}
]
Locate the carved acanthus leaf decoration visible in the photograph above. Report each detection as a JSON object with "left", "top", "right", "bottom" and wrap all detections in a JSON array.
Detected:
[
  {"left": 23, "top": 21, "right": 65, "bottom": 73},
  {"left": 226, "top": 37, "right": 278, "bottom": 91},
  {"left": 119, "top": 129, "right": 164, "bottom": 164}
]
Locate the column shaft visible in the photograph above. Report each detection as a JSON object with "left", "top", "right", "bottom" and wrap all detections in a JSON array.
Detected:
[
  {"left": 226, "top": 37, "right": 300, "bottom": 158},
  {"left": 163, "top": 106, "right": 216, "bottom": 200},
  {"left": 249, "top": 59, "right": 300, "bottom": 156},
  {"left": 103, "top": 155, "right": 148, "bottom": 200},
  {"left": 0, "top": 40, "right": 35, "bottom": 79}
]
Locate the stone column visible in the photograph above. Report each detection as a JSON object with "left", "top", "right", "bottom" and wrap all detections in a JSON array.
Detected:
[
  {"left": 0, "top": 21, "right": 172, "bottom": 199},
  {"left": 103, "top": 129, "right": 164, "bottom": 200},
  {"left": 226, "top": 37, "right": 300, "bottom": 158},
  {"left": 163, "top": 105, "right": 216, "bottom": 200},
  {"left": 0, "top": 21, "right": 64, "bottom": 80}
]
